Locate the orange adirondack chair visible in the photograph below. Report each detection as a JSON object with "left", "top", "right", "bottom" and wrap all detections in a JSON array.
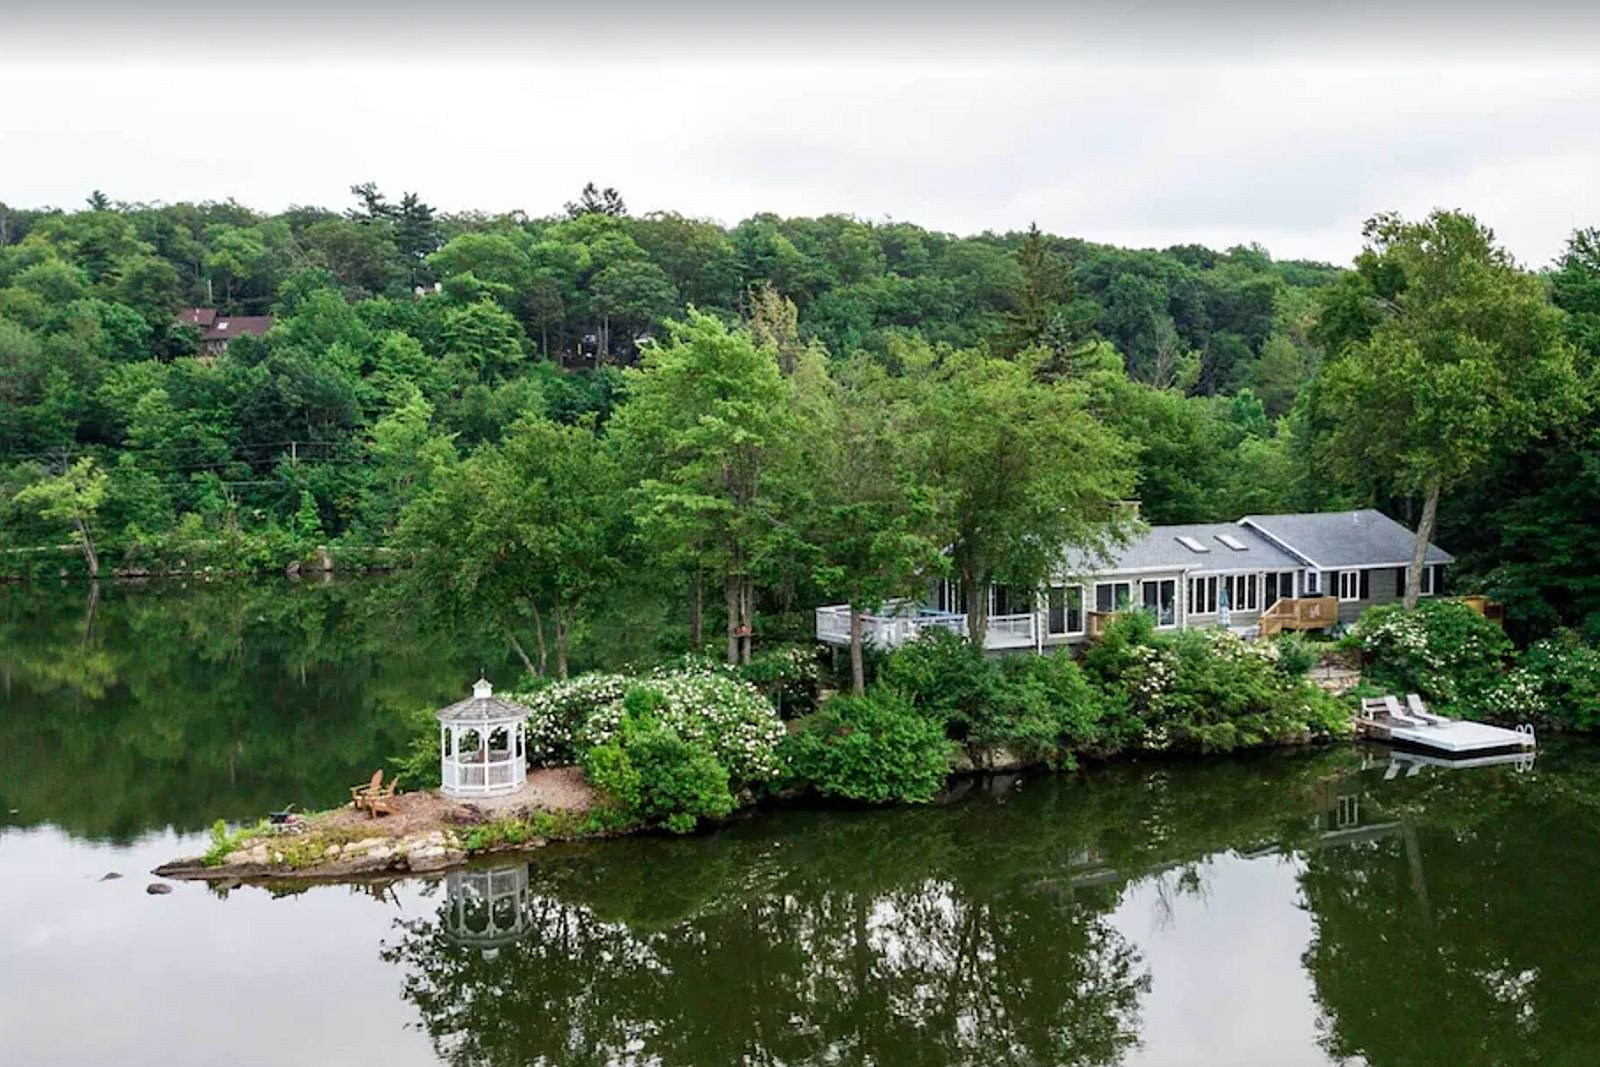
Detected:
[{"left": 350, "top": 771, "right": 401, "bottom": 815}]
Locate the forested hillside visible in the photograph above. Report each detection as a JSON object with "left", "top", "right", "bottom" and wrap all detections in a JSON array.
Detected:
[{"left": 1, "top": 185, "right": 1596, "bottom": 640}]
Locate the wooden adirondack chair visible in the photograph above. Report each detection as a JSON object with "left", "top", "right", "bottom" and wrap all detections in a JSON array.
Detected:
[
  {"left": 351, "top": 770, "right": 383, "bottom": 809},
  {"left": 350, "top": 771, "right": 401, "bottom": 815},
  {"left": 366, "top": 776, "right": 401, "bottom": 816}
]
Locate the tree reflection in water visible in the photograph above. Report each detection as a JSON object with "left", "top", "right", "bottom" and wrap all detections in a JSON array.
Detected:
[
  {"left": 382, "top": 751, "right": 1383, "bottom": 1067},
  {"left": 1300, "top": 747, "right": 1600, "bottom": 1067},
  {"left": 384, "top": 746, "right": 1600, "bottom": 1067}
]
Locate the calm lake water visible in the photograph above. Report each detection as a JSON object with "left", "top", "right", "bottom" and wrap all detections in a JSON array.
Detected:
[{"left": 3, "top": 581, "right": 1599, "bottom": 1067}]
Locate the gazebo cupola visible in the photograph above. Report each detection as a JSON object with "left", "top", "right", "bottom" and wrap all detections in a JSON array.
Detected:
[{"left": 435, "top": 678, "right": 530, "bottom": 798}]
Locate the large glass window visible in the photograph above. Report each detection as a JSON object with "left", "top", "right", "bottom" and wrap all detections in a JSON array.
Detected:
[
  {"left": 1142, "top": 579, "right": 1177, "bottom": 627},
  {"left": 1095, "top": 581, "right": 1132, "bottom": 614},
  {"left": 1264, "top": 570, "right": 1296, "bottom": 605},
  {"left": 1223, "top": 573, "right": 1260, "bottom": 612},
  {"left": 991, "top": 585, "right": 1033, "bottom": 616},
  {"left": 1188, "top": 575, "right": 1218, "bottom": 614},
  {"left": 1047, "top": 585, "right": 1084, "bottom": 636}
]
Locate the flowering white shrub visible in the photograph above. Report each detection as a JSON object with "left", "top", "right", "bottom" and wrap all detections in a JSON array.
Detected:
[
  {"left": 1488, "top": 666, "right": 1547, "bottom": 722},
  {"left": 1351, "top": 600, "right": 1511, "bottom": 709},
  {"left": 516, "top": 673, "right": 632, "bottom": 766},
  {"left": 579, "top": 667, "right": 786, "bottom": 784}
]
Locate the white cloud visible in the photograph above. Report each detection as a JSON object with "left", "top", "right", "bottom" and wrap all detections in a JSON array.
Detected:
[{"left": 2, "top": 15, "right": 1597, "bottom": 266}]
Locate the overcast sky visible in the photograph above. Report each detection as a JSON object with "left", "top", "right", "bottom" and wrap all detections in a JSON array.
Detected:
[{"left": 6, "top": 2, "right": 1599, "bottom": 265}]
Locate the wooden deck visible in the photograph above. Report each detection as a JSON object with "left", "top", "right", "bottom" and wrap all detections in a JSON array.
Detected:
[{"left": 1260, "top": 596, "right": 1339, "bottom": 636}]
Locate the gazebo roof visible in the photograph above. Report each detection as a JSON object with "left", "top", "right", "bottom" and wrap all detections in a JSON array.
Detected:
[{"left": 436, "top": 679, "right": 532, "bottom": 724}]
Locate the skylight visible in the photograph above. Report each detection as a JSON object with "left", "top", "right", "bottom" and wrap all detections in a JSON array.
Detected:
[
  {"left": 1216, "top": 533, "right": 1249, "bottom": 551},
  {"left": 1176, "top": 535, "right": 1210, "bottom": 553}
]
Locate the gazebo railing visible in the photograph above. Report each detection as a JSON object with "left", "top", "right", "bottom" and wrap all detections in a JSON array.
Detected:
[{"left": 441, "top": 748, "right": 524, "bottom": 795}]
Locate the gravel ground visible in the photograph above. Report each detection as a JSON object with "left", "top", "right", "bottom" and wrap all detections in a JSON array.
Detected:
[{"left": 318, "top": 767, "right": 597, "bottom": 838}]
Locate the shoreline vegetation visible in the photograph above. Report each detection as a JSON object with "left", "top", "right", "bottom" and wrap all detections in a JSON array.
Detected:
[
  {"left": 158, "top": 597, "right": 1600, "bottom": 884},
  {"left": 14, "top": 192, "right": 1589, "bottom": 883}
]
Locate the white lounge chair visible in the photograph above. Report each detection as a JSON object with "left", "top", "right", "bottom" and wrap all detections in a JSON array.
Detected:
[
  {"left": 1406, "top": 693, "right": 1450, "bottom": 724},
  {"left": 1383, "top": 694, "right": 1429, "bottom": 727}
]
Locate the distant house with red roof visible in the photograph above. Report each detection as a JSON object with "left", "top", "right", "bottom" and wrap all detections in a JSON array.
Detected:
[{"left": 177, "top": 308, "right": 273, "bottom": 356}]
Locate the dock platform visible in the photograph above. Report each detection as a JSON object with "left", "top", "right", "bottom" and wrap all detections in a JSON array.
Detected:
[{"left": 1355, "top": 696, "right": 1536, "bottom": 757}]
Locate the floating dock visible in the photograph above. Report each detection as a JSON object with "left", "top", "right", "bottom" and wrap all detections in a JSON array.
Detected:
[{"left": 1355, "top": 697, "right": 1536, "bottom": 757}]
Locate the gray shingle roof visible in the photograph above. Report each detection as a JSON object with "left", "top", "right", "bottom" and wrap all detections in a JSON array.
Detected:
[
  {"left": 1240, "top": 509, "right": 1453, "bottom": 569},
  {"left": 435, "top": 680, "right": 532, "bottom": 723},
  {"left": 1097, "top": 522, "right": 1306, "bottom": 573}
]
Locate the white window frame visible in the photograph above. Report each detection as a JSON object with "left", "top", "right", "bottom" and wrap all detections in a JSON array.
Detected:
[
  {"left": 1141, "top": 578, "right": 1178, "bottom": 628},
  {"left": 1420, "top": 566, "right": 1436, "bottom": 597},
  {"left": 1095, "top": 581, "right": 1132, "bottom": 614},
  {"left": 1337, "top": 569, "right": 1361, "bottom": 602},
  {"left": 1223, "top": 573, "right": 1260, "bottom": 613},
  {"left": 1046, "top": 584, "right": 1086, "bottom": 637},
  {"left": 1187, "top": 575, "right": 1219, "bottom": 615},
  {"left": 1303, "top": 570, "right": 1321, "bottom": 595}
]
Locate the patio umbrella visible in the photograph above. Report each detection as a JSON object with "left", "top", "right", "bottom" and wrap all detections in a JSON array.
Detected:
[{"left": 1218, "top": 583, "right": 1232, "bottom": 628}]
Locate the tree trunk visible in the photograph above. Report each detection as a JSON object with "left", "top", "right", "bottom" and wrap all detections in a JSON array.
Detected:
[
  {"left": 849, "top": 608, "right": 866, "bottom": 696},
  {"left": 739, "top": 575, "right": 754, "bottom": 664},
  {"left": 962, "top": 558, "right": 988, "bottom": 648},
  {"left": 531, "top": 606, "right": 549, "bottom": 677},
  {"left": 1404, "top": 474, "right": 1442, "bottom": 610},
  {"left": 507, "top": 631, "right": 537, "bottom": 676},
  {"left": 553, "top": 599, "right": 570, "bottom": 680},
  {"left": 73, "top": 515, "right": 99, "bottom": 579},
  {"left": 724, "top": 574, "right": 740, "bottom": 665}
]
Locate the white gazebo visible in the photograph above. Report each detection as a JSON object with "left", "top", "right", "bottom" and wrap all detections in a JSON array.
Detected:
[{"left": 436, "top": 678, "right": 530, "bottom": 798}]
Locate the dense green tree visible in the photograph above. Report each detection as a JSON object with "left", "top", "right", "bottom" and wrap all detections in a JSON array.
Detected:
[
  {"left": 12, "top": 457, "right": 107, "bottom": 576},
  {"left": 1313, "top": 210, "right": 1585, "bottom": 607},
  {"left": 911, "top": 341, "right": 1136, "bottom": 645},
  {"left": 609, "top": 311, "right": 792, "bottom": 663},
  {"left": 805, "top": 356, "right": 944, "bottom": 693}
]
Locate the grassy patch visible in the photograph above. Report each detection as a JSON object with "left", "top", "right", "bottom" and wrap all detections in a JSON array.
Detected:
[{"left": 463, "top": 806, "right": 640, "bottom": 852}]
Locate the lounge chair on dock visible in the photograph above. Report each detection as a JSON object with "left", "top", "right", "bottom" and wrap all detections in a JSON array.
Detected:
[
  {"left": 1382, "top": 695, "right": 1430, "bottom": 727},
  {"left": 1406, "top": 693, "right": 1450, "bottom": 724}
]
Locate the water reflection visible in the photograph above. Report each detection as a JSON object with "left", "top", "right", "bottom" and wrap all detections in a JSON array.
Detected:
[
  {"left": 377, "top": 747, "right": 1600, "bottom": 1067},
  {"left": 1300, "top": 746, "right": 1600, "bottom": 1067},
  {"left": 0, "top": 580, "right": 519, "bottom": 838}
]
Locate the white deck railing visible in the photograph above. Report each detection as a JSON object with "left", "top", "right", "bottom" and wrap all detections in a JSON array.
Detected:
[{"left": 815, "top": 604, "right": 1036, "bottom": 651}]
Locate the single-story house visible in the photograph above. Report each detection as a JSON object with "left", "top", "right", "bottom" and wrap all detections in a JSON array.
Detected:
[
  {"left": 178, "top": 307, "right": 274, "bottom": 356},
  {"left": 815, "top": 508, "right": 1453, "bottom": 653}
]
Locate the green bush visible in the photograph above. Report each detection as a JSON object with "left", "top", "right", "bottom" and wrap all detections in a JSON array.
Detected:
[
  {"left": 988, "top": 653, "right": 1107, "bottom": 760},
  {"left": 582, "top": 688, "right": 737, "bottom": 834},
  {"left": 1479, "top": 630, "right": 1600, "bottom": 730},
  {"left": 577, "top": 668, "right": 786, "bottom": 785},
  {"left": 1351, "top": 600, "right": 1513, "bottom": 710},
  {"left": 1271, "top": 632, "right": 1318, "bottom": 677},
  {"left": 876, "top": 628, "right": 1003, "bottom": 735},
  {"left": 1081, "top": 621, "right": 1348, "bottom": 753},
  {"left": 518, "top": 673, "right": 633, "bottom": 766},
  {"left": 739, "top": 643, "right": 822, "bottom": 718},
  {"left": 783, "top": 690, "right": 953, "bottom": 804},
  {"left": 876, "top": 629, "right": 1109, "bottom": 760}
]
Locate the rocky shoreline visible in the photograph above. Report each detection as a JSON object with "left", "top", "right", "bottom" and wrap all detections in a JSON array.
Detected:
[{"left": 153, "top": 768, "right": 602, "bottom": 884}]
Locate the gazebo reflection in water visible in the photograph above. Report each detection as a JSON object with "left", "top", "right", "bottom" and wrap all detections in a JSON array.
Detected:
[{"left": 442, "top": 863, "right": 534, "bottom": 957}]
